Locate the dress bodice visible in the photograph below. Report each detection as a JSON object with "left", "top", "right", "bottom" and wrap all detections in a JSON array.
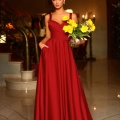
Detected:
[
  {"left": 48, "top": 13, "right": 72, "bottom": 41},
  {"left": 48, "top": 20, "right": 68, "bottom": 40}
]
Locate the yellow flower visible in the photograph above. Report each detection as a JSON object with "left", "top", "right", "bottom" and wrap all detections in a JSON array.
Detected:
[
  {"left": 63, "top": 25, "right": 73, "bottom": 34},
  {"left": 67, "top": 19, "right": 78, "bottom": 28},
  {"left": 87, "top": 19, "right": 93, "bottom": 26},
  {"left": 80, "top": 25, "right": 88, "bottom": 33},
  {"left": 63, "top": 25, "right": 68, "bottom": 32},
  {"left": 62, "top": 15, "right": 69, "bottom": 21},
  {"left": 90, "top": 24, "right": 95, "bottom": 31},
  {"left": 67, "top": 25, "right": 73, "bottom": 33}
]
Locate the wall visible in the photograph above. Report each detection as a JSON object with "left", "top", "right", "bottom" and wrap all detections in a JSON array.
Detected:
[{"left": 6, "top": 0, "right": 107, "bottom": 59}]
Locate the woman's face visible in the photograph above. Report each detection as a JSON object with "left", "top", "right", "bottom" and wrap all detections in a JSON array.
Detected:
[{"left": 52, "top": 0, "right": 65, "bottom": 9}]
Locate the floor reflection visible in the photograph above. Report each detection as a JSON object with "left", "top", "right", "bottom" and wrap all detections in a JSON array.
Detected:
[
  {"left": 0, "top": 59, "right": 120, "bottom": 120},
  {"left": 0, "top": 88, "right": 35, "bottom": 120}
]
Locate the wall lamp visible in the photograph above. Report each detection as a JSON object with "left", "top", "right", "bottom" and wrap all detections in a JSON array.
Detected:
[{"left": 82, "top": 12, "right": 95, "bottom": 22}]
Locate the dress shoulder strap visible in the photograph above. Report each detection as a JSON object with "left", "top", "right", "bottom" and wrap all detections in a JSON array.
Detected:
[{"left": 69, "top": 13, "right": 72, "bottom": 19}]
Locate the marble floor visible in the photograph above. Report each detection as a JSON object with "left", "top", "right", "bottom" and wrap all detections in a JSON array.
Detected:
[{"left": 0, "top": 59, "right": 120, "bottom": 120}]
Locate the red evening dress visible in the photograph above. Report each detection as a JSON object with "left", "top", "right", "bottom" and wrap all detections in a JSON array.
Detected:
[{"left": 34, "top": 13, "right": 93, "bottom": 120}]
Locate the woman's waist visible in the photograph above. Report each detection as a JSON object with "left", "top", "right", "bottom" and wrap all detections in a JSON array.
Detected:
[
  {"left": 50, "top": 35, "right": 69, "bottom": 41},
  {"left": 46, "top": 38, "right": 70, "bottom": 45}
]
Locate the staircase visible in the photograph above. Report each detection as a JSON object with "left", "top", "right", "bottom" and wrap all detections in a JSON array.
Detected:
[
  {"left": 0, "top": 53, "right": 36, "bottom": 90},
  {"left": 0, "top": 46, "right": 37, "bottom": 90},
  {"left": 0, "top": 0, "right": 40, "bottom": 90}
]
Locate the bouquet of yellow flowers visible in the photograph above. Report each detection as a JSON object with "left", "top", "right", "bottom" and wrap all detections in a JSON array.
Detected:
[{"left": 62, "top": 15, "right": 95, "bottom": 43}]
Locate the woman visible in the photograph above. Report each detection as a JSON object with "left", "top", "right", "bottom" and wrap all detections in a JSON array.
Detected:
[{"left": 34, "top": 0, "right": 93, "bottom": 120}]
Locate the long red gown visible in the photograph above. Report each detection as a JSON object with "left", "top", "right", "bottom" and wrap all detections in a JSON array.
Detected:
[{"left": 34, "top": 13, "right": 93, "bottom": 120}]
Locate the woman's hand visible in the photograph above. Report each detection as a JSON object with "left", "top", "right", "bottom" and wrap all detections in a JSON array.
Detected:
[
  {"left": 79, "top": 40, "right": 86, "bottom": 44},
  {"left": 39, "top": 42, "right": 49, "bottom": 49},
  {"left": 75, "top": 39, "right": 86, "bottom": 45}
]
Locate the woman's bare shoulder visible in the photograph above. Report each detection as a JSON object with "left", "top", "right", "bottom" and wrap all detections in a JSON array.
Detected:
[
  {"left": 72, "top": 13, "right": 77, "bottom": 19},
  {"left": 71, "top": 13, "right": 77, "bottom": 22},
  {"left": 45, "top": 14, "right": 50, "bottom": 21}
]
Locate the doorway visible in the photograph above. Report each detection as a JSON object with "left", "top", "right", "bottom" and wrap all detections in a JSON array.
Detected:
[{"left": 107, "top": 0, "right": 120, "bottom": 58}]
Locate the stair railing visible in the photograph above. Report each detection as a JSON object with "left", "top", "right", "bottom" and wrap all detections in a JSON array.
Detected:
[
  {"left": 11, "top": 15, "right": 31, "bottom": 70},
  {"left": 21, "top": 15, "right": 39, "bottom": 64}
]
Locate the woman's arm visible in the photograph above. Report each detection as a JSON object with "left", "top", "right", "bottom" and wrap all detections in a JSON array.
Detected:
[
  {"left": 71, "top": 13, "right": 78, "bottom": 23},
  {"left": 39, "top": 14, "right": 51, "bottom": 49}
]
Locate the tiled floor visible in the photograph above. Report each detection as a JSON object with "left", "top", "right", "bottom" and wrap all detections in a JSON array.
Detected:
[{"left": 0, "top": 59, "right": 120, "bottom": 120}]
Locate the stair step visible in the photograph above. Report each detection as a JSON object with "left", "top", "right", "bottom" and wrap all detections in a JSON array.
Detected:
[
  {"left": 6, "top": 89, "right": 36, "bottom": 98},
  {"left": 0, "top": 53, "right": 24, "bottom": 84},
  {"left": 5, "top": 78, "right": 37, "bottom": 90},
  {"left": 8, "top": 61, "right": 23, "bottom": 63}
]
